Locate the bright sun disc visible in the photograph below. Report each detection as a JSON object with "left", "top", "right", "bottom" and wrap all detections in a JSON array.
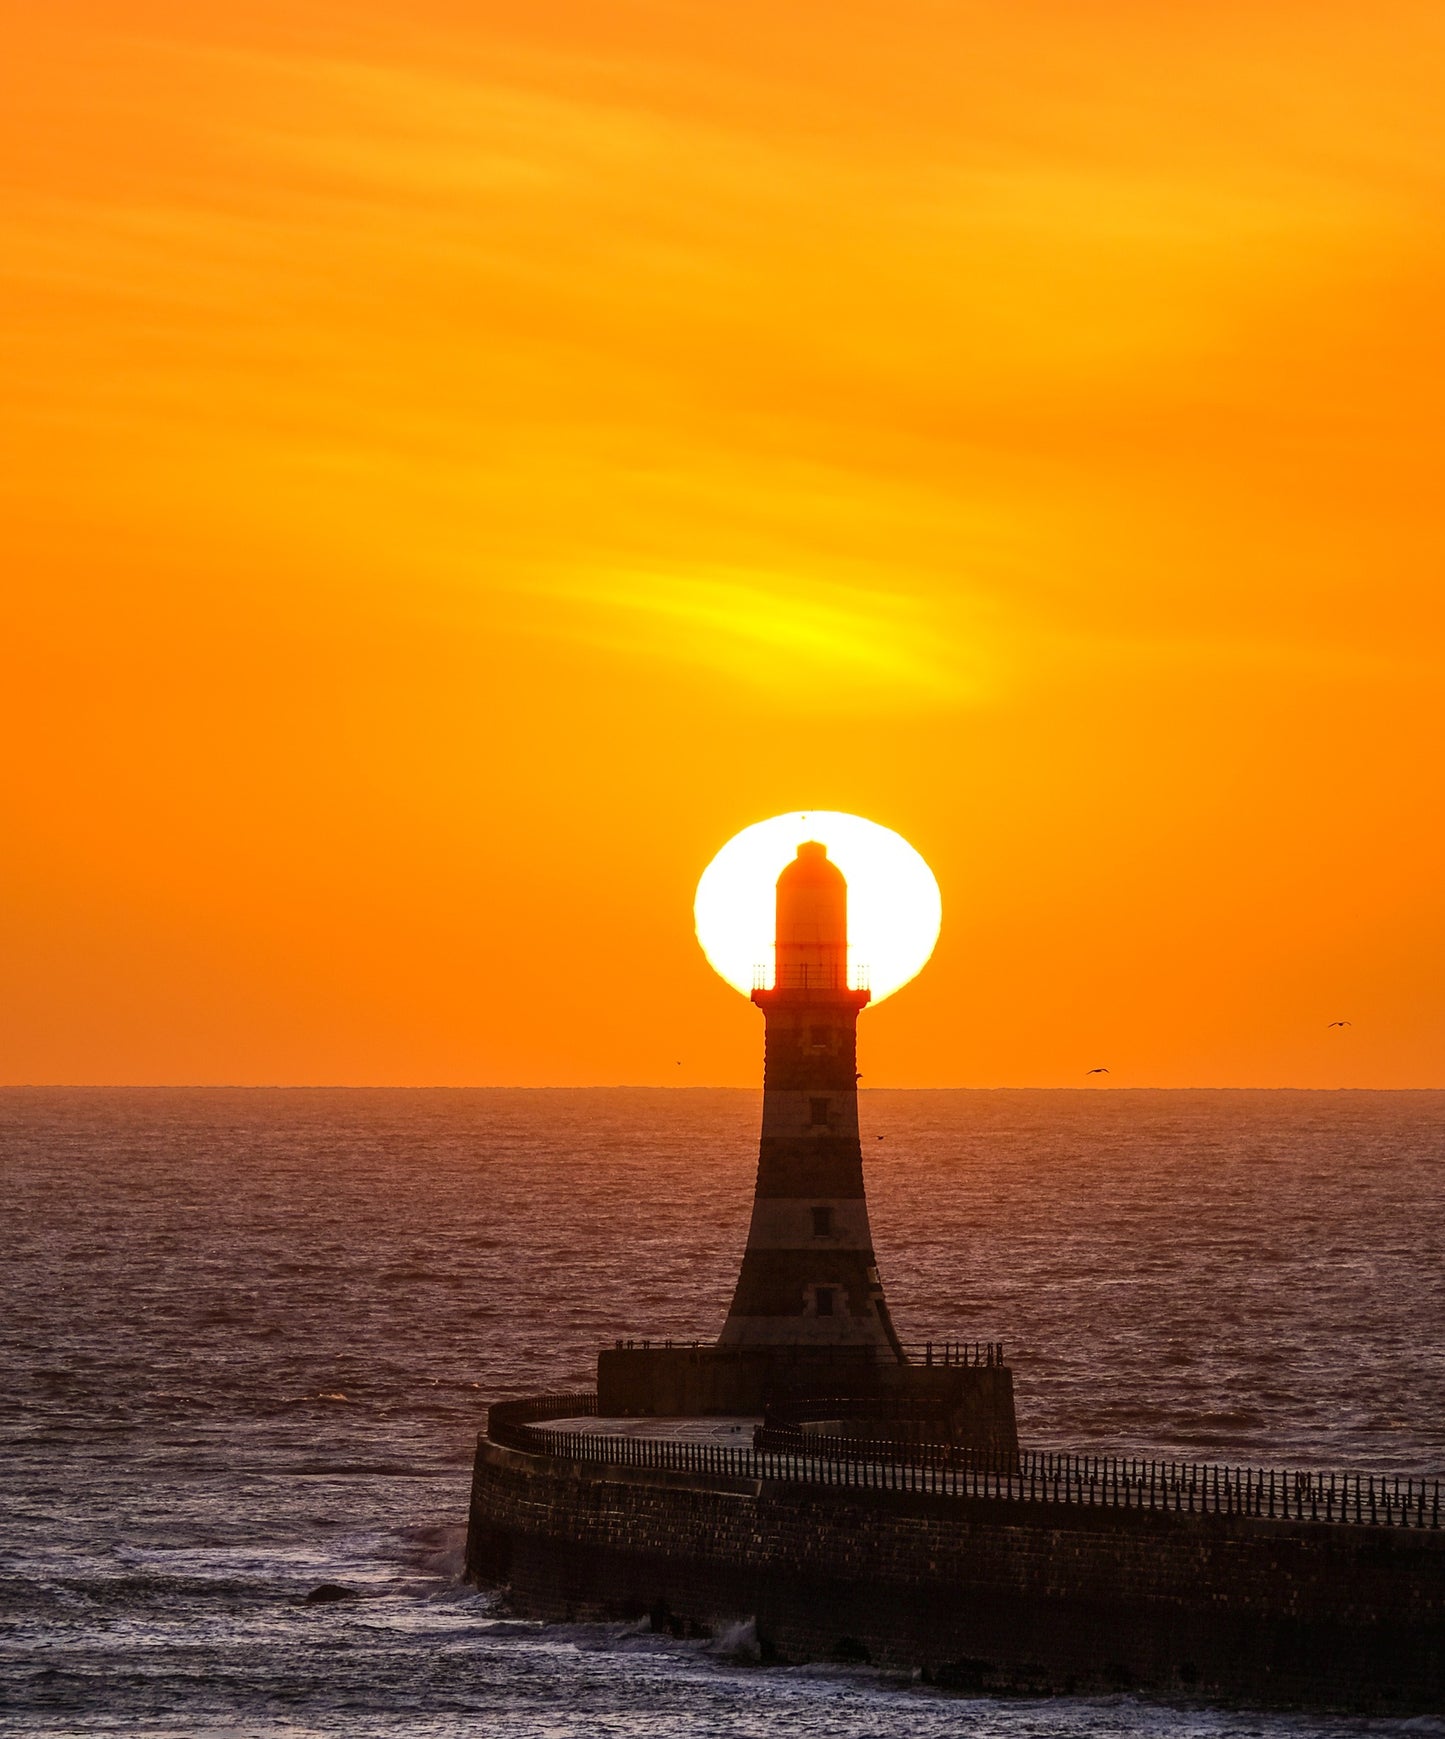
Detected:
[{"left": 695, "top": 811, "right": 942, "bottom": 1004}]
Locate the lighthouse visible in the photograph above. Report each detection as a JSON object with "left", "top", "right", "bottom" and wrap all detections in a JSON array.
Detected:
[
  {"left": 718, "top": 842, "right": 904, "bottom": 1354},
  {"left": 594, "top": 823, "right": 1013, "bottom": 1451}
]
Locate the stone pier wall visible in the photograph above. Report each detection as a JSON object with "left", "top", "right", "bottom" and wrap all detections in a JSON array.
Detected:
[{"left": 467, "top": 1437, "right": 1445, "bottom": 1713}]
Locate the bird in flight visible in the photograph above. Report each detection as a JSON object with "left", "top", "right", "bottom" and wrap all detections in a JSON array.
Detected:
[
  {"left": 1086, "top": 1067, "right": 1110, "bottom": 1075},
  {"left": 1326, "top": 1021, "right": 1352, "bottom": 1029}
]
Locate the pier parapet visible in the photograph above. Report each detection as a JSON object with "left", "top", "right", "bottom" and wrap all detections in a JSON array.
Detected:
[{"left": 468, "top": 1394, "right": 1445, "bottom": 1711}]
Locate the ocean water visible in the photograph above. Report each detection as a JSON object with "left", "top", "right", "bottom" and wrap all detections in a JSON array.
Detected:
[{"left": 2, "top": 1085, "right": 1443, "bottom": 1738}]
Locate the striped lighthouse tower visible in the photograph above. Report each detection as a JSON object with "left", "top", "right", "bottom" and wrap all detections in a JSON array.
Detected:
[{"left": 718, "top": 842, "right": 904, "bottom": 1355}]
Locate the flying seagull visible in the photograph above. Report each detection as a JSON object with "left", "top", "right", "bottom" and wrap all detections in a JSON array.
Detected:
[
  {"left": 1326, "top": 1021, "right": 1352, "bottom": 1029},
  {"left": 1086, "top": 1067, "right": 1110, "bottom": 1075}
]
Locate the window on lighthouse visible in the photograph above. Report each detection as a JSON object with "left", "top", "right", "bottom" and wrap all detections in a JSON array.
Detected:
[
  {"left": 811, "top": 1205, "right": 833, "bottom": 1237},
  {"left": 814, "top": 1287, "right": 836, "bottom": 1316},
  {"left": 809, "top": 1097, "right": 830, "bottom": 1126}
]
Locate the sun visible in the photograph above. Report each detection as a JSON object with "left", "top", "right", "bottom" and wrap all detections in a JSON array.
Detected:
[{"left": 694, "top": 811, "right": 942, "bottom": 1004}]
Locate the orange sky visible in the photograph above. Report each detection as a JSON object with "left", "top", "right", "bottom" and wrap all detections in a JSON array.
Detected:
[{"left": 4, "top": 0, "right": 1444, "bottom": 1087}]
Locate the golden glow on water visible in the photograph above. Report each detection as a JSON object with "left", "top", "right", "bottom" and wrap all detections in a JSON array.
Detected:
[{"left": 694, "top": 812, "right": 942, "bottom": 1004}]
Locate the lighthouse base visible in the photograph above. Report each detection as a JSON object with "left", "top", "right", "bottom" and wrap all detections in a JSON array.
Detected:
[{"left": 595, "top": 1344, "right": 1019, "bottom": 1457}]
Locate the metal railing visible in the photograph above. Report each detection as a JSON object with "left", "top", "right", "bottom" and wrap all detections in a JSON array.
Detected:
[
  {"left": 903, "top": 1341, "right": 1005, "bottom": 1368},
  {"left": 608, "top": 1339, "right": 1005, "bottom": 1367},
  {"left": 757, "top": 1419, "right": 1011, "bottom": 1453},
  {"left": 485, "top": 1394, "right": 1443, "bottom": 1532},
  {"left": 751, "top": 963, "right": 871, "bottom": 992}
]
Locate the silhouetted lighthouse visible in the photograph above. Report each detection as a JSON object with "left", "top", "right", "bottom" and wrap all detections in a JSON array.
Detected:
[{"left": 719, "top": 842, "right": 904, "bottom": 1354}]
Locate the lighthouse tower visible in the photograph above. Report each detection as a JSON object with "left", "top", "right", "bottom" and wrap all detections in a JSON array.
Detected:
[{"left": 718, "top": 842, "right": 904, "bottom": 1355}]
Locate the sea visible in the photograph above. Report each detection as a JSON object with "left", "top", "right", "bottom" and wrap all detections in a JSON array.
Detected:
[{"left": 2, "top": 1086, "right": 1443, "bottom": 1738}]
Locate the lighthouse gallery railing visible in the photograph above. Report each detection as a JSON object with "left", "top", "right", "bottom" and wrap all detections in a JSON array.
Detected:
[
  {"left": 486, "top": 1393, "right": 1442, "bottom": 1532},
  {"left": 610, "top": 1338, "right": 1005, "bottom": 1367}
]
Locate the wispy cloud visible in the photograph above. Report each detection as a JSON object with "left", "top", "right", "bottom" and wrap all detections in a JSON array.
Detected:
[{"left": 540, "top": 567, "right": 984, "bottom": 708}]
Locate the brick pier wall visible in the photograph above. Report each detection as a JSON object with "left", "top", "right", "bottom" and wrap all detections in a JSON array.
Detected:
[{"left": 466, "top": 1438, "right": 1445, "bottom": 1712}]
